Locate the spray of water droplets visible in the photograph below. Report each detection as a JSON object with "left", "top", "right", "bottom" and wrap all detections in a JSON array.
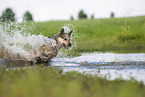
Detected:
[
  {"left": 0, "top": 22, "right": 78, "bottom": 61},
  {"left": 56, "top": 24, "right": 79, "bottom": 58}
]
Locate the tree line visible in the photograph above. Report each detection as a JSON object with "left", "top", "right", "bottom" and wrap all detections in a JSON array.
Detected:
[
  {"left": 0, "top": 8, "right": 115, "bottom": 22},
  {"left": 72, "top": 9, "right": 115, "bottom": 20},
  {"left": 0, "top": 8, "right": 33, "bottom": 22}
]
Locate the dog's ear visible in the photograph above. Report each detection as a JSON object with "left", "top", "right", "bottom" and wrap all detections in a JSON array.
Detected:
[
  {"left": 60, "top": 28, "right": 65, "bottom": 35},
  {"left": 68, "top": 30, "right": 73, "bottom": 37}
]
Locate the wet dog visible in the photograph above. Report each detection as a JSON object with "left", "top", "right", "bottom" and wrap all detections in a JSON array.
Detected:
[{"left": 30, "top": 28, "right": 73, "bottom": 64}]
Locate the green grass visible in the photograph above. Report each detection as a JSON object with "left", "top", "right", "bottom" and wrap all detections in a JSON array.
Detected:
[
  {"left": 1, "top": 16, "right": 145, "bottom": 54},
  {"left": 1, "top": 17, "right": 145, "bottom": 97},
  {"left": 26, "top": 16, "right": 145, "bottom": 53},
  {"left": 0, "top": 66, "right": 145, "bottom": 97}
]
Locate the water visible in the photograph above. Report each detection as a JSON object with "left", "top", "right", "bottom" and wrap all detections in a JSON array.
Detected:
[
  {"left": 0, "top": 23, "right": 76, "bottom": 61},
  {"left": 1, "top": 52, "right": 144, "bottom": 84},
  {"left": 49, "top": 52, "right": 145, "bottom": 84},
  {"left": 0, "top": 23, "right": 58, "bottom": 60},
  {"left": 2, "top": 53, "right": 143, "bottom": 83},
  {"left": 51, "top": 52, "right": 145, "bottom": 66},
  {"left": 0, "top": 22, "right": 145, "bottom": 84}
]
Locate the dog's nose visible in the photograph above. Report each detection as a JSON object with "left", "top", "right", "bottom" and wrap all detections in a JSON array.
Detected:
[{"left": 69, "top": 43, "right": 71, "bottom": 47}]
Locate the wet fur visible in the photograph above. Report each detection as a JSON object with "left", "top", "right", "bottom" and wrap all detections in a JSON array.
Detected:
[{"left": 32, "top": 28, "right": 73, "bottom": 64}]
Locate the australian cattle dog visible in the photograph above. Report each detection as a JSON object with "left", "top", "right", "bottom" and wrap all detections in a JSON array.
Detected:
[{"left": 30, "top": 28, "right": 73, "bottom": 64}]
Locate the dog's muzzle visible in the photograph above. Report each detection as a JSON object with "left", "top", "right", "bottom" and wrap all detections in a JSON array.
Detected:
[{"left": 63, "top": 43, "right": 71, "bottom": 49}]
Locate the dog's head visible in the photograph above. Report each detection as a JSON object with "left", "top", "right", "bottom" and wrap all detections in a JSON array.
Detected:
[{"left": 56, "top": 28, "right": 73, "bottom": 49}]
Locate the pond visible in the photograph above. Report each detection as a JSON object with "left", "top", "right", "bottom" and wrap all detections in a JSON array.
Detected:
[
  {"left": 50, "top": 52, "right": 145, "bottom": 84},
  {"left": 0, "top": 52, "right": 145, "bottom": 84}
]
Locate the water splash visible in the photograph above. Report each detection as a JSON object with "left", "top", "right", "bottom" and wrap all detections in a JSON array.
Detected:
[
  {"left": 0, "top": 22, "right": 77, "bottom": 61},
  {"left": 0, "top": 22, "right": 56, "bottom": 61},
  {"left": 56, "top": 24, "right": 78, "bottom": 58}
]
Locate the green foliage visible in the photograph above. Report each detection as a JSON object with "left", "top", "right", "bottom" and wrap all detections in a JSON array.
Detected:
[
  {"left": 78, "top": 10, "right": 88, "bottom": 19},
  {"left": 70, "top": 15, "right": 74, "bottom": 20},
  {"left": 0, "top": 66, "right": 145, "bottom": 97},
  {"left": 0, "top": 8, "right": 16, "bottom": 22},
  {"left": 110, "top": 12, "right": 115, "bottom": 18},
  {"left": 91, "top": 14, "right": 94, "bottom": 19},
  {"left": 23, "top": 11, "right": 33, "bottom": 22}
]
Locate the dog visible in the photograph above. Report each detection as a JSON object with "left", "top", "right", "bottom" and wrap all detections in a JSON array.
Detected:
[{"left": 30, "top": 28, "right": 73, "bottom": 64}]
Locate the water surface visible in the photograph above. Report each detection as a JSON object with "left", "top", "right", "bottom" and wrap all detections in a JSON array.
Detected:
[
  {"left": 0, "top": 52, "right": 145, "bottom": 84},
  {"left": 50, "top": 52, "right": 145, "bottom": 84}
]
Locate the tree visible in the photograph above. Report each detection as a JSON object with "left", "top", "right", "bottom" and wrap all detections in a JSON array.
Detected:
[
  {"left": 110, "top": 12, "right": 115, "bottom": 18},
  {"left": 78, "top": 10, "right": 87, "bottom": 19},
  {"left": 23, "top": 11, "right": 33, "bottom": 22},
  {"left": 91, "top": 14, "right": 94, "bottom": 19},
  {"left": 70, "top": 15, "right": 74, "bottom": 20},
  {"left": 0, "top": 8, "right": 16, "bottom": 22}
]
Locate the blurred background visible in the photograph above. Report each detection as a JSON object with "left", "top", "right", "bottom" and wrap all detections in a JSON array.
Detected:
[{"left": 0, "top": 0, "right": 145, "bottom": 22}]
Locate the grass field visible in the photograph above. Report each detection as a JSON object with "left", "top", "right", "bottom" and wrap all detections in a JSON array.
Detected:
[
  {"left": 28, "top": 16, "right": 145, "bottom": 53},
  {"left": 0, "top": 66, "right": 145, "bottom": 97},
  {"left": 1, "top": 16, "right": 145, "bottom": 55},
  {"left": 0, "top": 16, "right": 145, "bottom": 97}
]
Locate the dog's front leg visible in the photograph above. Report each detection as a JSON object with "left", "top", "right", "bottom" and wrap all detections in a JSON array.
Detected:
[{"left": 34, "top": 45, "right": 57, "bottom": 63}]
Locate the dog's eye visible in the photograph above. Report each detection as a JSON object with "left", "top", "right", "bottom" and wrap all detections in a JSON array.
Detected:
[
  {"left": 61, "top": 37, "right": 64, "bottom": 39},
  {"left": 64, "top": 38, "right": 67, "bottom": 40}
]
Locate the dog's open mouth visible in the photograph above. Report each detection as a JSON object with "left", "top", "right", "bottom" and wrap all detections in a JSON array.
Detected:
[{"left": 63, "top": 43, "right": 69, "bottom": 49}]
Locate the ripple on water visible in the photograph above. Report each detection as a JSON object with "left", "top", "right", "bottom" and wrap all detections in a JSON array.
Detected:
[{"left": 0, "top": 52, "right": 145, "bottom": 84}]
